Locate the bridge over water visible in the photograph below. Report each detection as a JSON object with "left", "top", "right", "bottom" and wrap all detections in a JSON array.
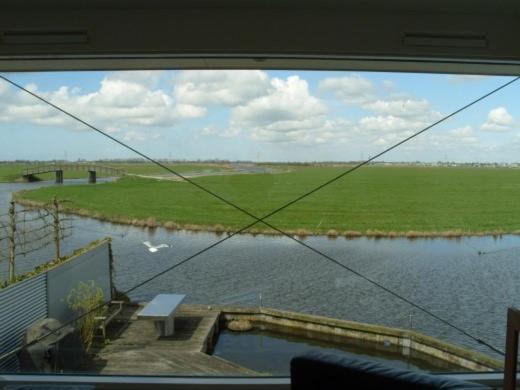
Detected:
[{"left": 22, "top": 164, "right": 125, "bottom": 184}]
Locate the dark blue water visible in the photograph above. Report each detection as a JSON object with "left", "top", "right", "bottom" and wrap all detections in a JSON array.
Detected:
[
  {"left": 1, "top": 180, "right": 519, "bottom": 363},
  {"left": 213, "top": 328, "right": 464, "bottom": 374}
]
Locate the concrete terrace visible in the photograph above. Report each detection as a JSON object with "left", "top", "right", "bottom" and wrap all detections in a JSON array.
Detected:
[
  {"left": 82, "top": 303, "right": 502, "bottom": 376},
  {"left": 84, "top": 304, "right": 258, "bottom": 376}
]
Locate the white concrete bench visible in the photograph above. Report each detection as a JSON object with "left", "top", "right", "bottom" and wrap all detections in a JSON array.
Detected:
[{"left": 137, "top": 294, "right": 186, "bottom": 337}]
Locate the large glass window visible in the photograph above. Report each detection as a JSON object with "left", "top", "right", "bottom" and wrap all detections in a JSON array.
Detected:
[{"left": 0, "top": 70, "right": 518, "bottom": 377}]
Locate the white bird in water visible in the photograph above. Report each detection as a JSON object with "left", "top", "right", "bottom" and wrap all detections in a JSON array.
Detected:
[{"left": 143, "top": 241, "right": 170, "bottom": 253}]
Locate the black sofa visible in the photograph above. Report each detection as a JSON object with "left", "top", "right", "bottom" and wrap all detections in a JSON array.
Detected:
[{"left": 291, "top": 352, "right": 492, "bottom": 389}]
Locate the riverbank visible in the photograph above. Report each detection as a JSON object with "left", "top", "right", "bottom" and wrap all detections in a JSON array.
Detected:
[
  {"left": 12, "top": 196, "right": 520, "bottom": 239},
  {"left": 13, "top": 165, "right": 520, "bottom": 238}
]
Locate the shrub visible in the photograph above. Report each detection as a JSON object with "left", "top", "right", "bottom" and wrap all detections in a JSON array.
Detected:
[
  {"left": 164, "top": 221, "right": 178, "bottom": 230},
  {"left": 214, "top": 224, "right": 226, "bottom": 233},
  {"left": 146, "top": 217, "right": 157, "bottom": 228},
  {"left": 67, "top": 280, "right": 106, "bottom": 350},
  {"left": 343, "top": 230, "right": 362, "bottom": 239},
  {"left": 326, "top": 229, "right": 338, "bottom": 238},
  {"left": 296, "top": 228, "right": 312, "bottom": 238}
]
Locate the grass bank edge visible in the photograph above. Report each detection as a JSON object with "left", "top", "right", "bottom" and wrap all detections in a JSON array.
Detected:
[{"left": 13, "top": 195, "right": 520, "bottom": 239}]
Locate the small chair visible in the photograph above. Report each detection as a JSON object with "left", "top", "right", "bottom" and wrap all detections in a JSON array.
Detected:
[{"left": 94, "top": 300, "right": 124, "bottom": 340}]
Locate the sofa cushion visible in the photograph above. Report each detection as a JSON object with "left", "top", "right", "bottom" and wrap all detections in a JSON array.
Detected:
[{"left": 291, "top": 351, "right": 491, "bottom": 389}]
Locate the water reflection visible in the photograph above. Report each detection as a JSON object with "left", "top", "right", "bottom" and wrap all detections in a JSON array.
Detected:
[{"left": 213, "top": 328, "right": 465, "bottom": 374}]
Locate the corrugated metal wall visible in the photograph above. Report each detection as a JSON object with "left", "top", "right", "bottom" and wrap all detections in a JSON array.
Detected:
[
  {"left": 0, "top": 239, "right": 112, "bottom": 372},
  {"left": 0, "top": 273, "right": 47, "bottom": 372}
]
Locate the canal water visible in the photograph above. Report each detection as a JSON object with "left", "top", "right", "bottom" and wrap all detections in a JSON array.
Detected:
[
  {"left": 1, "top": 180, "right": 519, "bottom": 362},
  {"left": 212, "top": 328, "right": 464, "bottom": 374}
]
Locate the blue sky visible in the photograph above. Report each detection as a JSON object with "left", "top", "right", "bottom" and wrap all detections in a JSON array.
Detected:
[{"left": 0, "top": 70, "right": 518, "bottom": 162}]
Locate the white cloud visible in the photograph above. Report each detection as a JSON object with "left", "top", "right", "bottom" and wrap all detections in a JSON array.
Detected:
[
  {"left": 230, "top": 75, "right": 339, "bottom": 144},
  {"left": 506, "top": 133, "right": 520, "bottom": 151},
  {"left": 107, "top": 70, "right": 164, "bottom": 87},
  {"left": 361, "top": 122, "right": 480, "bottom": 156},
  {"left": 3, "top": 70, "right": 503, "bottom": 162},
  {"left": 481, "top": 107, "right": 515, "bottom": 132},
  {"left": 373, "top": 137, "right": 387, "bottom": 146},
  {"left": 451, "top": 125, "right": 472, "bottom": 137},
  {"left": 319, "top": 75, "right": 442, "bottom": 149},
  {"left": 450, "top": 125, "right": 478, "bottom": 145},
  {"left": 122, "top": 130, "right": 145, "bottom": 142},
  {"left": 175, "top": 70, "right": 269, "bottom": 107},
  {"left": 104, "top": 125, "right": 121, "bottom": 134},
  {"left": 392, "top": 124, "right": 487, "bottom": 162},
  {"left": 319, "top": 75, "right": 375, "bottom": 105},
  {"left": 0, "top": 73, "right": 206, "bottom": 131},
  {"left": 352, "top": 102, "right": 441, "bottom": 156},
  {"left": 362, "top": 98, "right": 434, "bottom": 118},
  {"left": 0, "top": 81, "right": 9, "bottom": 96},
  {"left": 359, "top": 115, "right": 429, "bottom": 133},
  {"left": 200, "top": 125, "right": 218, "bottom": 135},
  {"left": 250, "top": 118, "right": 351, "bottom": 145},
  {"left": 78, "top": 76, "right": 205, "bottom": 126},
  {"left": 233, "top": 76, "right": 326, "bottom": 125},
  {"left": 122, "top": 130, "right": 161, "bottom": 142}
]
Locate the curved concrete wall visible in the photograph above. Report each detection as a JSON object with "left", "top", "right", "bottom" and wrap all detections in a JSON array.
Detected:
[{"left": 216, "top": 305, "right": 503, "bottom": 372}]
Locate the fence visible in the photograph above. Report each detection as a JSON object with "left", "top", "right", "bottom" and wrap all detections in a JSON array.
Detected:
[
  {"left": 0, "top": 199, "right": 72, "bottom": 285},
  {"left": 0, "top": 239, "right": 112, "bottom": 372}
]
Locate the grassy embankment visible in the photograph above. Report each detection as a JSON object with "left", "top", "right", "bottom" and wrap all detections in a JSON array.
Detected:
[{"left": 14, "top": 165, "right": 520, "bottom": 237}]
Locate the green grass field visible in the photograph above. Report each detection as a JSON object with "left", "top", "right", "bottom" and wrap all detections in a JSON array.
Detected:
[
  {"left": 0, "top": 164, "right": 33, "bottom": 182},
  {"left": 14, "top": 165, "right": 520, "bottom": 236},
  {"left": 0, "top": 162, "right": 232, "bottom": 182}
]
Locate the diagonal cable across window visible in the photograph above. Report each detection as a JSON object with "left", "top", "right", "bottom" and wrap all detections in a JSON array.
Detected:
[{"left": 0, "top": 74, "right": 517, "bottom": 362}]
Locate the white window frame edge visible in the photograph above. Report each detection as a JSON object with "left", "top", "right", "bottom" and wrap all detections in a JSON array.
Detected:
[{"left": 0, "top": 372, "right": 510, "bottom": 389}]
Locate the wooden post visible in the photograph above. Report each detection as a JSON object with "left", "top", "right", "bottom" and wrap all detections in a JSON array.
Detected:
[
  {"left": 8, "top": 201, "right": 16, "bottom": 283},
  {"left": 53, "top": 196, "right": 61, "bottom": 261},
  {"left": 108, "top": 239, "right": 116, "bottom": 299},
  {"left": 88, "top": 170, "right": 96, "bottom": 184},
  {"left": 504, "top": 308, "right": 520, "bottom": 390},
  {"left": 55, "top": 170, "right": 64, "bottom": 184}
]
